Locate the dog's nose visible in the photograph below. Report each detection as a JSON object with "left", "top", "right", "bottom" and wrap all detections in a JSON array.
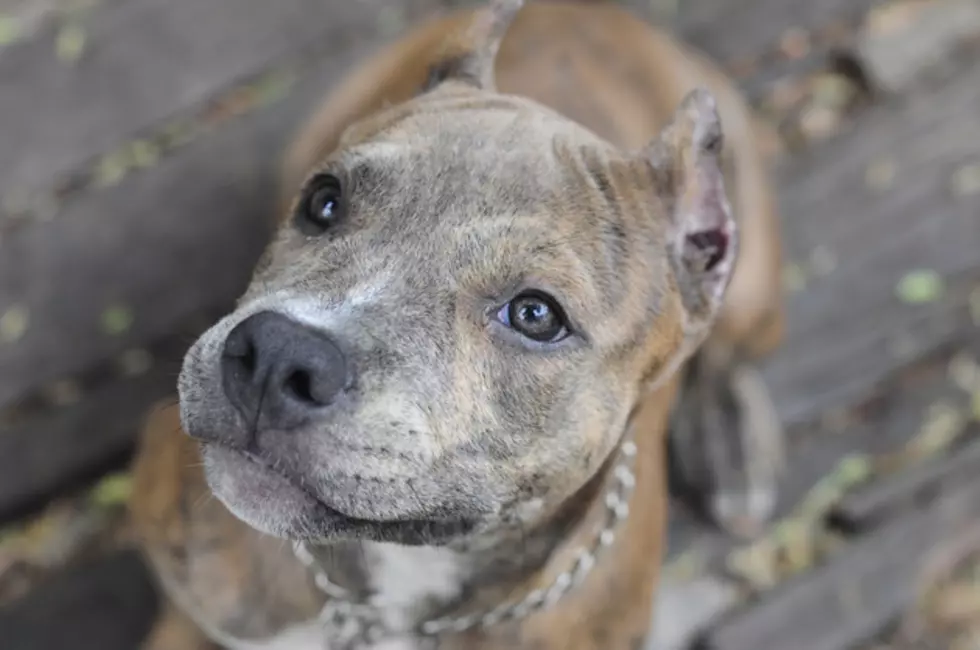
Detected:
[{"left": 220, "top": 311, "right": 349, "bottom": 428}]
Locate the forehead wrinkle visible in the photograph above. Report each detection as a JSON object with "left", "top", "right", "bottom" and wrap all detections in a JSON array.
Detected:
[
  {"left": 449, "top": 212, "right": 540, "bottom": 238},
  {"left": 341, "top": 91, "right": 530, "bottom": 153},
  {"left": 444, "top": 214, "right": 604, "bottom": 323},
  {"left": 337, "top": 141, "right": 413, "bottom": 168}
]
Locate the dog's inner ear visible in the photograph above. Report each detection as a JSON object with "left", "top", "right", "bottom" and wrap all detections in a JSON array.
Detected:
[
  {"left": 421, "top": 0, "right": 524, "bottom": 93},
  {"left": 645, "top": 88, "right": 738, "bottom": 346}
]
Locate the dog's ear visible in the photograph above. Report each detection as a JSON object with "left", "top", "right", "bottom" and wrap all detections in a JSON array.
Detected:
[
  {"left": 645, "top": 88, "right": 739, "bottom": 352},
  {"left": 422, "top": 0, "right": 524, "bottom": 92}
]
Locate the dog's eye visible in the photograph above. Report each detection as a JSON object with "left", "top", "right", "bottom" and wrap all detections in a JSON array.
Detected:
[
  {"left": 498, "top": 291, "right": 570, "bottom": 343},
  {"left": 297, "top": 174, "right": 344, "bottom": 235}
]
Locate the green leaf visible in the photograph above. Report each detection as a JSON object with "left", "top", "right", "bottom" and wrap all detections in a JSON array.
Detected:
[
  {"left": 0, "top": 305, "right": 29, "bottom": 343},
  {"left": 56, "top": 24, "right": 86, "bottom": 62},
  {"left": 0, "top": 14, "right": 20, "bottom": 47},
  {"left": 89, "top": 473, "right": 133, "bottom": 508},
  {"left": 101, "top": 305, "right": 134, "bottom": 335},
  {"left": 896, "top": 269, "right": 945, "bottom": 305},
  {"left": 130, "top": 139, "right": 160, "bottom": 168}
]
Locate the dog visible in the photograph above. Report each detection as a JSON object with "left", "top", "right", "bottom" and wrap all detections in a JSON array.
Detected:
[{"left": 129, "top": 1, "right": 785, "bottom": 648}]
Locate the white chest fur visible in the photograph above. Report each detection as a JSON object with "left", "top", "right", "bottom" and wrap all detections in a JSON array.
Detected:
[
  {"left": 218, "top": 542, "right": 466, "bottom": 650},
  {"left": 364, "top": 542, "right": 467, "bottom": 611}
]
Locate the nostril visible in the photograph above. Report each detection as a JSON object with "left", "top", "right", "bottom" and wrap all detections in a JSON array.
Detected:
[
  {"left": 284, "top": 369, "right": 315, "bottom": 404},
  {"left": 282, "top": 365, "right": 343, "bottom": 407}
]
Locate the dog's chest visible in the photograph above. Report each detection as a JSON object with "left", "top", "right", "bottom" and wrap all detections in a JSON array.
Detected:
[
  {"left": 224, "top": 543, "right": 466, "bottom": 650},
  {"left": 363, "top": 541, "right": 466, "bottom": 610},
  {"left": 221, "top": 620, "right": 420, "bottom": 650},
  {"left": 229, "top": 629, "right": 419, "bottom": 650},
  {"left": 223, "top": 621, "right": 326, "bottom": 650}
]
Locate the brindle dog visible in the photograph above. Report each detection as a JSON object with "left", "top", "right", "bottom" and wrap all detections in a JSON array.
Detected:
[{"left": 129, "top": 1, "right": 785, "bottom": 648}]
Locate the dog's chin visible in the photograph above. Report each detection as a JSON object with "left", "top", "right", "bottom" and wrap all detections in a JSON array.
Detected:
[
  {"left": 199, "top": 444, "right": 476, "bottom": 545},
  {"left": 200, "top": 444, "right": 328, "bottom": 539}
]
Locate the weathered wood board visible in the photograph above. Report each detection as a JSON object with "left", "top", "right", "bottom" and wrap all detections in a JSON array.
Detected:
[
  {"left": 0, "top": 0, "right": 438, "bottom": 204},
  {"left": 679, "top": 0, "right": 876, "bottom": 64},
  {"left": 762, "top": 61, "right": 980, "bottom": 425},
  {"left": 700, "top": 459, "right": 980, "bottom": 650},
  {"left": 0, "top": 0, "right": 446, "bottom": 409},
  {"left": 650, "top": 330, "right": 980, "bottom": 650},
  {"left": 1, "top": 0, "right": 978, "bottom": 530},
  {"left": 0, "top": 0, "right": 978, "bottom": 648},
  {"left": 0, "top": 550, "right": 158, "bottom": 650}
]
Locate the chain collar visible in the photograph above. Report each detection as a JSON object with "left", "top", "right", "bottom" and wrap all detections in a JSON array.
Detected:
[{"left": 292, "top": 437, "right": 638, "bottom": 649}]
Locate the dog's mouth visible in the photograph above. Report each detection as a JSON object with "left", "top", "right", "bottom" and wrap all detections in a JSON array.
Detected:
[{"left": 199, "top": 442, "right": 475, "bottom": 544}]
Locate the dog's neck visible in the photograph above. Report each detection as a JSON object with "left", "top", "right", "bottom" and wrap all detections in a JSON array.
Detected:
[{"left": 293, "top": 430, "right": 638, "bottom": 644}]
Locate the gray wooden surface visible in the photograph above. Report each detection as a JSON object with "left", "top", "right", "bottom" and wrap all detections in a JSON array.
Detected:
[{"left": 1, "top": 0, "right": 979, "bottom": 648}]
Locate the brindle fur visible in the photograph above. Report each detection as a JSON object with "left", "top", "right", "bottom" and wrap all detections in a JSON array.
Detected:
[{"left": 129, "top": 1, "right": 783, "bottom": 648}]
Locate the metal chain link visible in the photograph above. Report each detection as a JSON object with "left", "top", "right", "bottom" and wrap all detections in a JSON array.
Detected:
[{"left": 291, "top": 436, "right": 638, "bottom": 649}]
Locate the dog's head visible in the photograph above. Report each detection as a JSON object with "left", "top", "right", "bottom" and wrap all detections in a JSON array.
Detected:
[{"left": 179, "top": 0, "right": 737, "bottom": 545}]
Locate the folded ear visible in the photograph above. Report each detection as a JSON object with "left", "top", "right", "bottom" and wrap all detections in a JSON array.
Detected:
[
  {"left": 646, "top": 88, "right": 739, "bottom": 353},
  {"left": 422, "top": 0, "right": 524, "bottom": 92}
]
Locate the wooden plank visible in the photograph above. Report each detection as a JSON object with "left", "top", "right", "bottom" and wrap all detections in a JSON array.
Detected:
[
  {"left": 0, "top": 337, "right": 185, "bottom": 523},
  {"left": 3, "top": 0, "right": 946, "bottom": 419},
  {"left": 0, "top": 51, "right": 379, "bottom": 409},
  {"left": 832, "top": 431, "right": 980, "bottom": 531},
  {"left": 0, "top": 0, "right": 433, "bottom": 205},
  {"left": 698, "top": 473, "right": 980, "bottom": 650},
  {"left": 0, "top": 0, "right": 879, "bottom": 217},
  {"left": 856, "top": 0, "right": 980, "bottom": 94},
  {"left": 656, "top": 341, "right": 979, "bottom": 649},
  {"left": 0, "top": 550, "right": 158, "bottom": 650},
  {"left": 3, "top": 0, "right": 977, "bottom": 519},
  {"left": 678, "top": 0, "right": 876, "bottom": 65},
  {"left": 0, "top": 336, "right": 971, "bottom": 650},
  {"left": 0, "top": 42, "right": 415, "bottom": 518},
  {"left": 664, "top": 338, "right": 977, "bottom": 558},
  {"left": 760, "top": 61, "right": 980, "bottom": 426}
]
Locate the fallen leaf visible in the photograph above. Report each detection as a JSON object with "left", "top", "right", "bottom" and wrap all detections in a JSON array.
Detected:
[
  {"left": 896, "top": 269, "right": 945, "bottom": 304},
  {"left": 809, "top": 72, "right": 859, "bottom": 109},
  {"left": 130, "top": 140, "right": 160, "bottom": 168},
  {"left": 907, "top": 401, "right": 967, "bottom": 459},
  {"left": 89, "top": 473, "right": 133, "bottom": 508},
  {"left": 0, "top": 13, "right": 19, "bottom": 47},
  {"left": 55, "top": 24, "right": 86, "bottom": 62},
  {"left": 0, "top": 305, "right": 29, "bottom": 343},
  {"left": 837, "top": 453, "right": 873, "bottom": 487},
  {"left": 101, "top": 305, "right": 134, "bottom": 335},
  {"left": 252, "top": 70, "right": 296, "bottom": 107},
  {"left": 94, "top": 150, "right": 132, "bottom": 187}
]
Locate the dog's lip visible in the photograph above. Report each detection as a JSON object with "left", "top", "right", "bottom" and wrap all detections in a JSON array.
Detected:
[{"left": 200, "top": 441, "right": 465, "bottom": 528}]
